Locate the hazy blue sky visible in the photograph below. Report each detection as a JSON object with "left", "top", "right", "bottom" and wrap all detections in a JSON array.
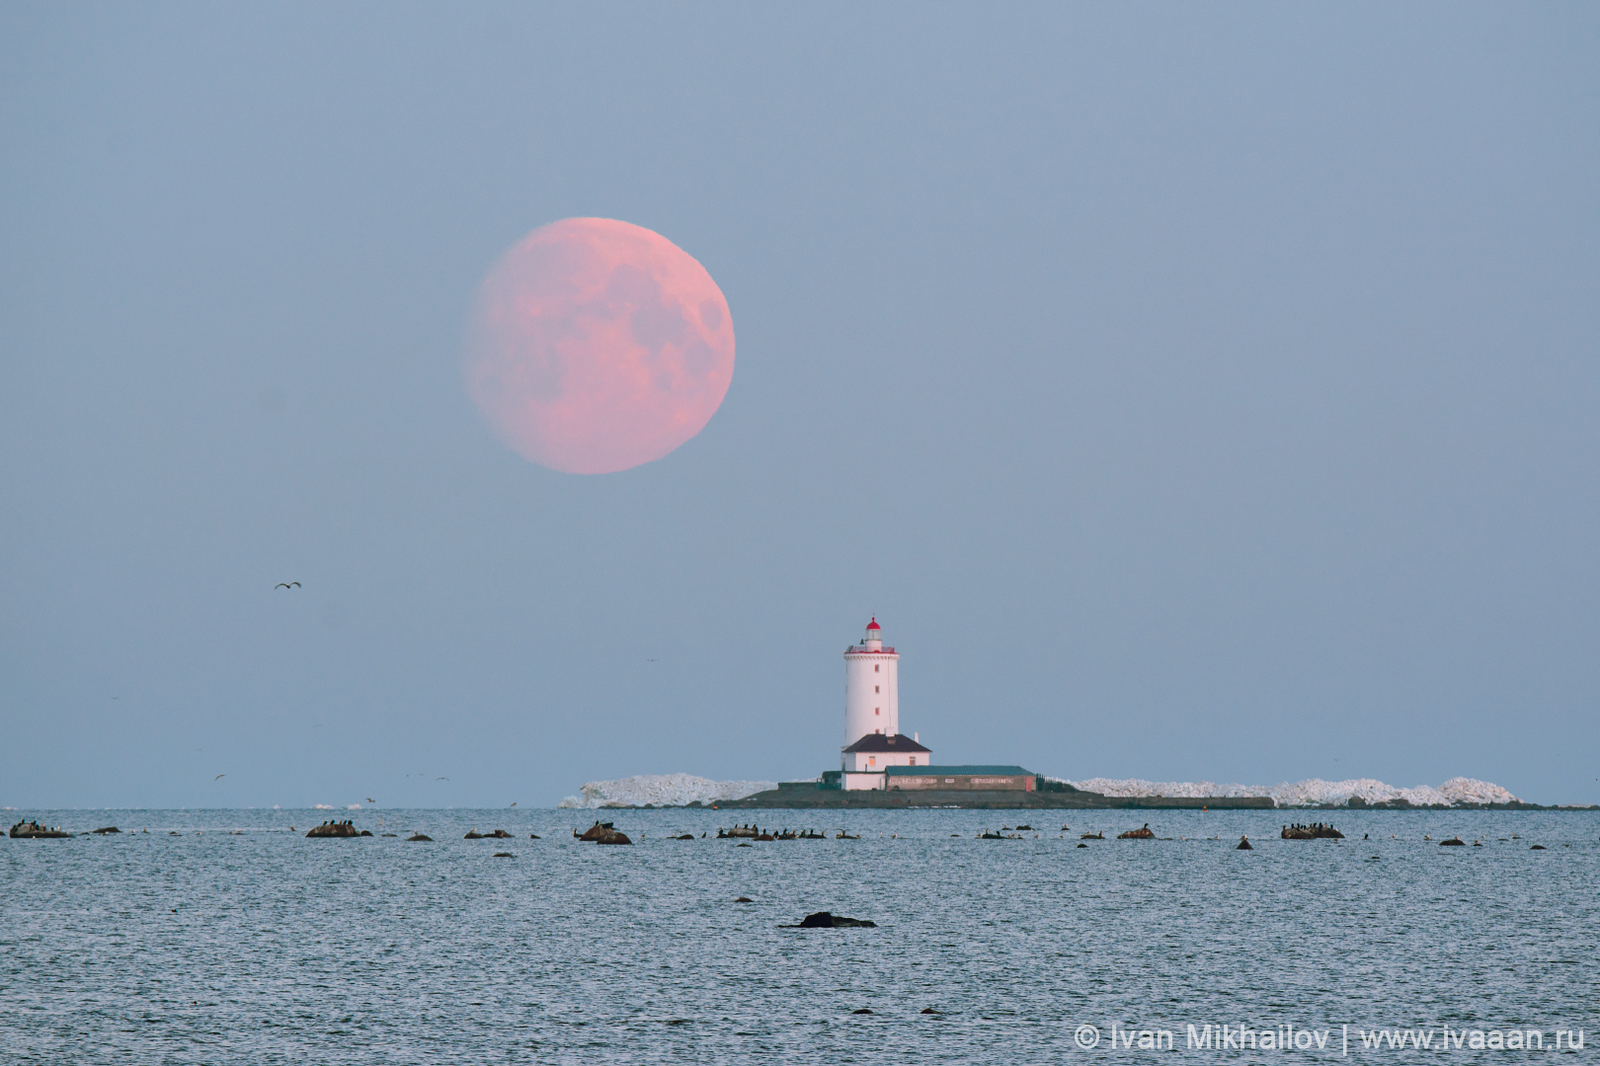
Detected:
[{"left": 3, "top": 4, "right": 1597, "bottom": 807}]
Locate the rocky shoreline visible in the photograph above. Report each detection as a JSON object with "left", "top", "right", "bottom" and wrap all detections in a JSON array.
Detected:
[{"left": 684, "top": 786, "right": 1578, "bottom": 811}]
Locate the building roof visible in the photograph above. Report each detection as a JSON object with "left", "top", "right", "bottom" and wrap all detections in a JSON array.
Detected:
[
  {"left": 884, "top": 765, "right": 1034, "bottom": 777},
  {"left": 865, "top": 617, "right": 881, "bottom": 630},
  {"left": 842, "top": 732, "right": 931, "bottom": 754}
]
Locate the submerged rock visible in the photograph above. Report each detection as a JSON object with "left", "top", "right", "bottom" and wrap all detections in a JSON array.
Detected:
[
  {"left": 1117, "top": 824, "right": 1155, "bottom": 839},
  {"left": 406, "top": 833, "right": 433, "bottom": 842},
  {"left": 1440, "top": 837, "right": 1466, "bottom": 846},
  {"left": 92, "top": 826, "right": 121, "bottom": 835},
  {"left": 787, "top": 911, "right": 877, "bottom": 929},
  {"left": 734, "top": 896, "right": 754, "bottom": 903}
]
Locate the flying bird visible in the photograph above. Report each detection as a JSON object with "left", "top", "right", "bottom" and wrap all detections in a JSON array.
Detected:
[
  {"left": 366, "top": 798, "right": 375, "bottom": 804},
  {"left": 274, "top": 582, "right": 301, "bottom": 589},
  {"left": 214, "top": 774, "right": 225, "bottom": 780},
  {"left": 436, "top": 777, "right": 448, "bottom": 781}
]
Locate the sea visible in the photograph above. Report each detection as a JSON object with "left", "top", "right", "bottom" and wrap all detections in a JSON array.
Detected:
[{"left": 3, "top": 807, "right": 1596, "bottom": 1064}]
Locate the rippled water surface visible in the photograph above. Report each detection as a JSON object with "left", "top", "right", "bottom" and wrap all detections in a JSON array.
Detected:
[{"left": 3, "top": 808, "right": 1596, "bottom": 1064}]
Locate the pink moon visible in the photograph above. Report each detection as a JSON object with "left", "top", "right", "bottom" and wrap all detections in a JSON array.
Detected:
[{"left": 464, "top": 218, "right": 735, "bottom": 474}]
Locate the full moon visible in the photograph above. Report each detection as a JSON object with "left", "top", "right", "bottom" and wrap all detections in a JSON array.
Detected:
[{"left": 464, "top": 218, "right": 735, "bottom": 474}]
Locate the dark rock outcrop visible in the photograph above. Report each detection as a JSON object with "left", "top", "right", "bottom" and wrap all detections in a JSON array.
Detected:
[
  {"left": 493, "top": 852, "right": 513, "bottom": 858},
  {"left": 10, "top": 820, "right": 72, "bottom": 839},
  {"left": 788, "top": 911, "right": 877, "bottom": 929},
  {"left": 1281, "top": 822, "right": 1344, "bottom": 840},
  {"left": 1236, "top": 836, "right": 1253, "bottom": 850},
  {"left": 92, "top": 826, "right": 121, "bottom": 834},
  {"left": 407, "top": 833, "right": 433, "bottom": 842},
  {"left": 1440, "top": 837, "right": 1465, "bottom": 846},
  {"left": 734, "top": 896, "right": 753, "bottom": 903},
  {"left": 1118, "top": 824, "right": 1155, "bottom": 839},
  {"left": 305, "top": 820, "right": 361, "bottom": 838}
]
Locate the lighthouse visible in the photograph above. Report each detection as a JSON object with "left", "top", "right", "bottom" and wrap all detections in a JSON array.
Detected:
[{"left": 840, "top": 617, "right": 931, "bottom": 789}]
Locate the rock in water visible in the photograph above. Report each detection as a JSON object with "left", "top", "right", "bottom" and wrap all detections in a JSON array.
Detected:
[
  {"left": 305, "top": 820, "right": 361, "bottom": 838},
  {"left": 734, "top": 897, "right": 754, "bottom": 903},
  {"left": 792, "top": 911, "right": 877, "bottom": 929},
  {"left": 407, "top": 833, "right": 433, "bottom": 842},
  {"left": 578, "top": 820, "right": 632, "bottom": 845},
  {"left": 1236, "top": 836, "right": 1253, "bottom": 850},
  {"left": 1440, "top": 837, "right": 1465, "bottom": 846},
  {"left": 9, "top": 820, "right": 73, "bottom": 839},
  {"left": 92, "top": 826, "right": 121, "bottom": 834},
  {"left": 1117, "top": 825, "right": 1155, "bottom": 839},
  {"left": 920, "top": 1007, "right": 941, "bottom": 1014},
  {"left": 852, "top": 1008, "right": 874, "bottom": 1014}
]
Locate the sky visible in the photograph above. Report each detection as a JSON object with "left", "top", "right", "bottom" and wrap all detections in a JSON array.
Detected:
[{"left": 2, "top": 3, "right": 1597, "bottom": 808}]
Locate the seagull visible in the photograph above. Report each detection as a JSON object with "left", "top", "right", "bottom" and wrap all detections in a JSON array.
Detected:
[
  {"left": 436, "top": 777, "right": 448, "bottom": 781},
  {"left": 214, "top": 774, "right": 225, "bottom": 780},
  {"left": 274, "top": 582, "right": 301, "bottom": 589},
  {"left": 366, "top": 798, "right": 375, "bottom": 804},
  {"left": 510, "top": 802, "right": 517, "bottom": 807}
]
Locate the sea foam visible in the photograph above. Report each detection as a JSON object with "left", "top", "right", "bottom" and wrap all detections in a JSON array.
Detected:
[
  {"left": 1063, "top": 776, "right": 1518, "bottom": 807},
  {"left": 557, "top": 773, "right": 777, "bottom": 809}
]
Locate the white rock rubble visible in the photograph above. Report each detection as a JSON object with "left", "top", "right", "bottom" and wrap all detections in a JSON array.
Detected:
[
  {"left": 1061, "top": 776, "right": 1517, "bottom": 807},
  {"left": 557, "top": 773, "right": 777, "bottom": 809}
]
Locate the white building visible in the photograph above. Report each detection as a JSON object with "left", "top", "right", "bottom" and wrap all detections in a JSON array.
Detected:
[{"left": 841, "top": 617, "right": 931, "bottom": 789}]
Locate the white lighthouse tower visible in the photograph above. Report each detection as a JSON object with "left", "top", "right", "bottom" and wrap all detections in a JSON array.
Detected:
[
  {"left": 845, "top": 617, "right": 897, "bottom": 743},
  {"left": 840, "top": 617, "right": 931, "bottom": 788}
]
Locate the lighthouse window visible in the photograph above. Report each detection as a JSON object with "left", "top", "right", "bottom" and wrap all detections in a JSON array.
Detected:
[
  {"left": 874, "top": 708, "right": 879, "bottom": 715},
  {"left": 874, "top": 685, "right": 879, "bottom": 693},
  {"left": 874, "top": 665, "right": 879, "bottom": 673}
]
